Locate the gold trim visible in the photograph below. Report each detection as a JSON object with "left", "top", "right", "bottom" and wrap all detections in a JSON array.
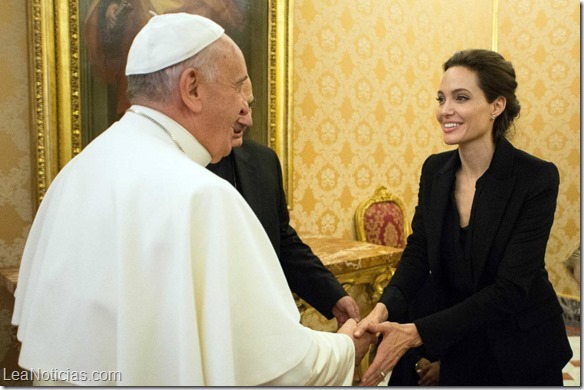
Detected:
[
  {"left": 29, "top": 0, "right": 58, "bottom": 205},
  {"left": 56, "top": 1, "right": 82, "bottom": 165},
  {"left": 557, "top": 293, "right": 580, "bottom": 302},
  {"left": 354, "top": 186, "right": 411, "bottom": 246},
  {"left": 492, "top": 0, "right": 499, "bottom": 51},
  {"left": 269, "top": 0, "right": 294, "bottom": 207}
]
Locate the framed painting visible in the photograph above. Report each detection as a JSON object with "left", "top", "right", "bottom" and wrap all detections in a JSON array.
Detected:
[{"left": 28, "top": 0, "right": 294, "bottom": 207}]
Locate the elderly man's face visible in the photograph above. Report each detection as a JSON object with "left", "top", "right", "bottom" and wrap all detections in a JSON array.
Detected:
[
  {"left": 196, "top": 36, "right": 250, "bottom": 163},
  {"left": 232, "top": 78, "right": 254, "bottom": 148}
]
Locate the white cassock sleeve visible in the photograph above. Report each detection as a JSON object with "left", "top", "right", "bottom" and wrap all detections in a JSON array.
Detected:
[
  {"left": 12, "top": 119, "right": 355, "bottom": 386},
  {"left": 182, "top": 176, "right": 356, "bottom": 385},
  {"left": 261, "top": 331, "right": 355, "bottom": 386}
]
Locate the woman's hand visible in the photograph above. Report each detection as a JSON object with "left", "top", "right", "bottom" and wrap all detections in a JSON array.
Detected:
[
  {"left": 353, "top": 303, "right": 388, "bottom": 338},
  {"left": 358, "top": 322, "right": 422, "bottom": 386}
]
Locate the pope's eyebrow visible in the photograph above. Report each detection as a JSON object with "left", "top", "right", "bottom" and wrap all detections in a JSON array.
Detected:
[{"left": 235, "top": 75, "right": 249, "bottom": 86}]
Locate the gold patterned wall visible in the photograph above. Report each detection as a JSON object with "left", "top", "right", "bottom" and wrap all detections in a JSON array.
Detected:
[
  {"left": 0, "top": 2, "right": 33, "bottom": 269},
  {"left": 497, "top": 0, "right": 581, "bottom": 296},
  {"left": 289, "top": 0, "right": 580, "bottom": 296},
  {"left": 0, "top": 0, "right": 33, "bottom": 383}
]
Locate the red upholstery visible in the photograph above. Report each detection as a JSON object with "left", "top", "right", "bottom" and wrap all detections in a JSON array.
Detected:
[{"left": 363, "top": 201, "right": 406, "bottom": 248}]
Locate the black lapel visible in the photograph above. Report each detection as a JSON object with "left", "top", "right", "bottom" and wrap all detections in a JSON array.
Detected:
[
  {"left": 232, "top": 146, "right": 263, "bottom": 216},
  {"left": 469, "top": 138, "right": 517, "bottom": 286},
  {"left": 427, "top": 152, "right": 459, "bottom": 277}
]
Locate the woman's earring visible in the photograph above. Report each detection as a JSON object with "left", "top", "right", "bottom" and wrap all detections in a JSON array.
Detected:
[{"left": 491, "top": 114, "right": 497, "bottom": 120}]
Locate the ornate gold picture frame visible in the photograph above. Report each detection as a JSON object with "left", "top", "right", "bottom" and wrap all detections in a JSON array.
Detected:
[{"left": 28, "top": 0, "right": 294, "bottom": 208}]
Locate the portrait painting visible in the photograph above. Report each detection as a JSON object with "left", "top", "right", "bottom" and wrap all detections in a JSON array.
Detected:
[{"left": 80, "top": 0, "right": 270, "bottom": 146}]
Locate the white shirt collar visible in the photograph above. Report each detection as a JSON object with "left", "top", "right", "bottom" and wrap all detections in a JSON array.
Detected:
[{"left": 130, "top": 105, "right": 212, "bottom": 167}]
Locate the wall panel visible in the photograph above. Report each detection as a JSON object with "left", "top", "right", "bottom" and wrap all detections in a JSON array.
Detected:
[{"left": 291, "top": 0, "right": 492, "bottom": 235}]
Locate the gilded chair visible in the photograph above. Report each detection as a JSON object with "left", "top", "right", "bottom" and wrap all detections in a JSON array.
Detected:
[
  {"left": 355, "top": 186, "right": 411, "bottom": 248},
  {"left": 354, "top": 186, "right": 411, "bottom": 376}
]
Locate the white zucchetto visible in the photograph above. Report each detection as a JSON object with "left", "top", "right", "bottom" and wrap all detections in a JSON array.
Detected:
[{"left": 125, "top": 12, "right": 225, "bottom": 76}]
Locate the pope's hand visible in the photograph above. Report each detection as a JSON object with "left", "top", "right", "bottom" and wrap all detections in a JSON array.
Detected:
[{"left": 337, "top": 318, "right": 377, "bottom": 365}]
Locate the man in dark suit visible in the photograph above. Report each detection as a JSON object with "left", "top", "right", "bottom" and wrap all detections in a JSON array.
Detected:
[{"left": 207, "top": 79, "right": 359, "bottom": 325}]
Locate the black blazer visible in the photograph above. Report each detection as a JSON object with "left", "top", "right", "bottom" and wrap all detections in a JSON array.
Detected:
[
  {"left": 380, "top": 138, "right": 572, "bottom": 384},
  {"left": 232, "top": 140, "right": 346, "bottom": 319}
]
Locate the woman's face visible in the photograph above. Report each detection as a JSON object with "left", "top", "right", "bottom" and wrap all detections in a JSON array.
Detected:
[{"left": 435, "top": 66, "right": 500, "bottom": 148}]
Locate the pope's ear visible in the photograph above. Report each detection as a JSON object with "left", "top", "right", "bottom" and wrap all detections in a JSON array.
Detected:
[{"left": 179, "top": 67, "right": 203, "bottom": 113}]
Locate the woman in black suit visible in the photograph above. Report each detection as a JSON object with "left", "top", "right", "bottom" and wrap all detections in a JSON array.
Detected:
[{"left": 355, "top": 49, "right": 572, "bottom": 386}]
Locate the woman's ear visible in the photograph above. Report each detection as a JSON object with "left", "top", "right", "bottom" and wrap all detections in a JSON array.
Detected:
[
  {"left": 492, "top": 96, "right": 506, "bottom": 117},
  {"left": 180, "top": 67, "right": 203, "bottom": 113}
]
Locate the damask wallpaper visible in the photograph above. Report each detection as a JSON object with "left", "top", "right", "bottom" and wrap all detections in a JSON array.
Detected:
[
  {"left": 498, "top": 0, "right": 581, "bottom": 296},
  {"left": 0, "top": 0, "right": 33, "bottom": 383},
  {"left": 0, "top": 0, "right": 32, "bottom": 270},
  {"left": 289, "top": 0, "right": 580, "bottom": 296}
]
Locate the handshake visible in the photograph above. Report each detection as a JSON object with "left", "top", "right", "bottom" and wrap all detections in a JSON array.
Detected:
[{"left": 336, "top": 303, "right": 424, "bottom": 386}]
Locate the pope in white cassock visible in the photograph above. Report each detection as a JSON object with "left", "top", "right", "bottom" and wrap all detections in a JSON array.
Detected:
[{"left": 12, "top": 13, "right": 372, "bottom": 386}]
